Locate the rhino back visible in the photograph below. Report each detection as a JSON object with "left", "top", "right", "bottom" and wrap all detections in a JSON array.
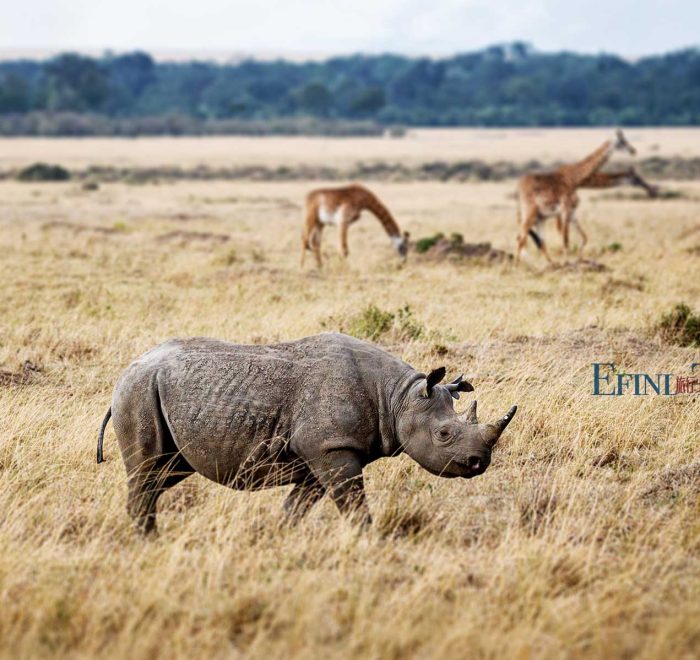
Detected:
[{"left": 116, "top": 334, "right": 411, "bottom": 483}]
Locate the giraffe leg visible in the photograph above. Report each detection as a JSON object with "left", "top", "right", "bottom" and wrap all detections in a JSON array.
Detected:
[
  {"left": 312, "top": 225, "right": 324, "bottom": 268},
  {"left": 571, "top": 213, "right": 588, "bottom": 256},
  {"left": 338, "top": 218, "right": 350, "bottom": 258},
  {"left": 516, "top": 205, "right": 541, "bottom": 264},
  {"left": 557, "top": 213, "right": 571, "bottom": 251},
  {"left": 300, "top": 232, "right": 308, "bottom": 268}
]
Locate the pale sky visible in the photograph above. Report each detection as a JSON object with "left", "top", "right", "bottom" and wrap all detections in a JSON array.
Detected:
[{"left": 0, "top": 0, "right": 697, "bottom": 58}]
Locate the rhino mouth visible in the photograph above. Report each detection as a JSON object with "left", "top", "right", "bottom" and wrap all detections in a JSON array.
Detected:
[
  {"left": 422, "top": 460, "right": 486, "bottom": 479},
  {"left": 452, "top": 457, "right": 488, "bottom": 479}
]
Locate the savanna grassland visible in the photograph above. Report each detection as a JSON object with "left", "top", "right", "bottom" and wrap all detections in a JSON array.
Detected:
[{"left": 1, "top": 130, "right": 699, "bottom": 659}]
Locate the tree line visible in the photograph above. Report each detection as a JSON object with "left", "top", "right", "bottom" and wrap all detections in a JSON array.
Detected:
[{"left": 1, "top": 43, "right": 699, "bottom": 133}]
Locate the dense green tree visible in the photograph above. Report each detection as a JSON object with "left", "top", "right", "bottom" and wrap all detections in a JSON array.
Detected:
[
  {"left": 42, "top": 54, "right": 110, "bottom": 111},
  {"left": 0, "top": 74, "right": 30, "bottom": 113},
  {"left": 1, "top": 45, "right": 699, "bottom": 130},
  {"left": 295, "top": 82, "right": 332, "bottom": 116}
]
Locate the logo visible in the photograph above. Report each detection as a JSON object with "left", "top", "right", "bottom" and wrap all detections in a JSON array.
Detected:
[{"left": 592, "top": 362, "right": 699, "bottom": 396}]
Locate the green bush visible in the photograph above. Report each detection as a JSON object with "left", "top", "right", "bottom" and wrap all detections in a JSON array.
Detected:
[
  {"left": 347, "top": 304, "right": 426, "bottom": 342},
  {"left": 17, "top": 163, "right": 70, "bottom": 182},
  {"left": 349, "top": 304, "right": 395, "bottom": 341},
  {"left": 605, "top": 242, "right": 623, "bottom": 253},
  {"left": 394, "top": 305, "right": 424, "bottom": 341},
  {"left": 415, "top": 233, "right": 444, "bottom": 254},
  {"left": 659, "top": 303, "right": 700, "bottom": 347}
]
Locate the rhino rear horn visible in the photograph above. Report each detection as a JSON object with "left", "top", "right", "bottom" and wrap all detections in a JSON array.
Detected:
[
  {"left": 467, "top": 400, "right": 478, "bottom": 423},
  {"left": 459, "top": 400, "right": 478, "bottom": 424}
]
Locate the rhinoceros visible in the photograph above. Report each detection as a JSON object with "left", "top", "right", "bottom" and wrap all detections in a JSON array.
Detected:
[{"left": 97, "top": 333, "right": 516, "bottom": 534}]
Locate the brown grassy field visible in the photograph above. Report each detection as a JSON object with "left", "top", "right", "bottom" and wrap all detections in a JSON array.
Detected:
[{"left": 1, "top": 136, "right": 699, "bottom": 658}]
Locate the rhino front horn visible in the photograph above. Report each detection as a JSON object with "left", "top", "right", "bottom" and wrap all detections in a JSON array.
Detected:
[
  {"left": 484, "top": 405, "right": 518, "bottom": 447},
  {"left": 495, "top": 406, "right": 517, "bottom": 433}
]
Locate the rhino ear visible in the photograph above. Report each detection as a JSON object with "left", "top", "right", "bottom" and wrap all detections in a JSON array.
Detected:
[
  {"left": 445, "top": 374, "right": 474, "bottom": 400},
  {"left": 422, "top": 366, "right": 446, "bottom": 397}
]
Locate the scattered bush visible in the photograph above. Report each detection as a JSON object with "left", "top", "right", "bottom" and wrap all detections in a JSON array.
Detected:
[
  {"left": 394, "top": 305, "right": 425, "bottom": 341},
  {"left": 415, "top": 233, "right": 444, "bottom": 254},
  {"left": 17, "top": 162, "right": 70, "bottom": 182},
  {"left": 658, "top": 303, "right": 700, "bottom": 347},
  {"left": 347, "top": 304, "right": 426, "bottom": 342},
  {"left": 604, "top": 242, "right": 623, "bottom": 253},
  {"left": 348, "top": 304, "right": 395, "bottom": 341}
]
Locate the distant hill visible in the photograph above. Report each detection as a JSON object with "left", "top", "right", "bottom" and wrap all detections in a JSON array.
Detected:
[{"left": 1, "top": 44, "right": 699, "bottom": 134}]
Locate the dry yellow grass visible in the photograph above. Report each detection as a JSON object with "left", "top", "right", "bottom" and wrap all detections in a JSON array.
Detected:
[{"left": 1, "top": 147, "right": 699, "bottom": 658}]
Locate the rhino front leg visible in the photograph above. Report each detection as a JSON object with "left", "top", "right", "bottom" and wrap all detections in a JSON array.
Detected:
[
  {"left": 282, "top": 471, "right": 325, "bottom": 524},
  {"left": 311, "top": 450, "right": 372, "bottom": 526}
]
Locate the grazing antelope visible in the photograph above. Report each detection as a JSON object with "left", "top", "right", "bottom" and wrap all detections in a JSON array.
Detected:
[
  {"left": 301, "top": 184, "right": 409, "bottom": 268},
  {"left": 516, "top": 129, "right": 636, "bottom": 264}
]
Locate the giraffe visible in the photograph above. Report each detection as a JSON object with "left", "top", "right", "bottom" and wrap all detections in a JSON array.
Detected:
[
  {"left": 516, "top": 130, "right": 636, "bottom": 264},
  {"left": 301, "top": 184, "right": 409, "bottom": 268}
]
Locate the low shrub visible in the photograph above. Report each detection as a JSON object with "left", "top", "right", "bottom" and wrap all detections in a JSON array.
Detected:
[
  {"left": 346, "top": 304, "right": 426, "bottom": 342},
  {"left": 658, "top": 303, "right": 700, "bottom": 347},
  {"left": 415, "top": 233, "right": 444, "bottom": 254},
  {"left": 17, "top": 162, "right": 70, "bottom": 182},
  {"left": 348, "top": 304, "right": 395, "bottom": 341}
]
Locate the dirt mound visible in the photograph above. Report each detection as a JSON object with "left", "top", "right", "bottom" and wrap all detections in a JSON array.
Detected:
[{"left": 414, "top": 233, "right": 512, "bottom": 262}]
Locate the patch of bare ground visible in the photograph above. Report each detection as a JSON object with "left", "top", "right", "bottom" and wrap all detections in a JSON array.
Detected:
[
  {"left": 642, "top": 461, "right": 700, "bottom": 501},
  {"left": 600, "top": 276, "right": 645, "bottom": 294},
  {"left": 161, "top": 212, "right": 216, "bottom": 222},
  {"left": 552, "top": 259, "right": 609, "bottom": 273},
  {"left": 155, "top": 230, "right": 230, "bottom": 244},
  {"left": 0, "top": 360, "right": 41, "bottom": 387},
  {"left": 41, "top": 221, "right": 121, "bottom": 235}
]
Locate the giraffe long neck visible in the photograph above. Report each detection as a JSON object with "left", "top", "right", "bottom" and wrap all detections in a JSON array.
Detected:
[
  {"left": 561, "top": 141, "right": 615, "bottom": 186},
  {"left": 362, "top": 192, "right": 401, "bottom": 238}
]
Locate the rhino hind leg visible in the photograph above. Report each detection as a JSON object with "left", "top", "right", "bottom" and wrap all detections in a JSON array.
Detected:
[
  {"left": 114, "top": 376, "right": 195, "bottom": 535},
  {"left": 126, "top": 455, "right": 193, "bottom": 535}
]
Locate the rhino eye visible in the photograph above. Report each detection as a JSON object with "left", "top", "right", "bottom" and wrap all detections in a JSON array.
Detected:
[{"left": 436, "top": 428, "right": 452, "bottom": 443}]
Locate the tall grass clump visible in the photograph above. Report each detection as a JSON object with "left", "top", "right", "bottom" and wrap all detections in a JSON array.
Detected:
[{"left": 658, "top": 303, "right": 700, "bottom": 346}]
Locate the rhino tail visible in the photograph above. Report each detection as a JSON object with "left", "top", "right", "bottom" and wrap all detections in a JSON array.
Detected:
[{"left": 97, "top": 407, "right": 112, "bottom": 464}]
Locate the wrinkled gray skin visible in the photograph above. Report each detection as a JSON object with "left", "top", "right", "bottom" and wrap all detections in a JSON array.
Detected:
[{"left": 98, "top": 333, "right": 517, "bottom": 534}]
